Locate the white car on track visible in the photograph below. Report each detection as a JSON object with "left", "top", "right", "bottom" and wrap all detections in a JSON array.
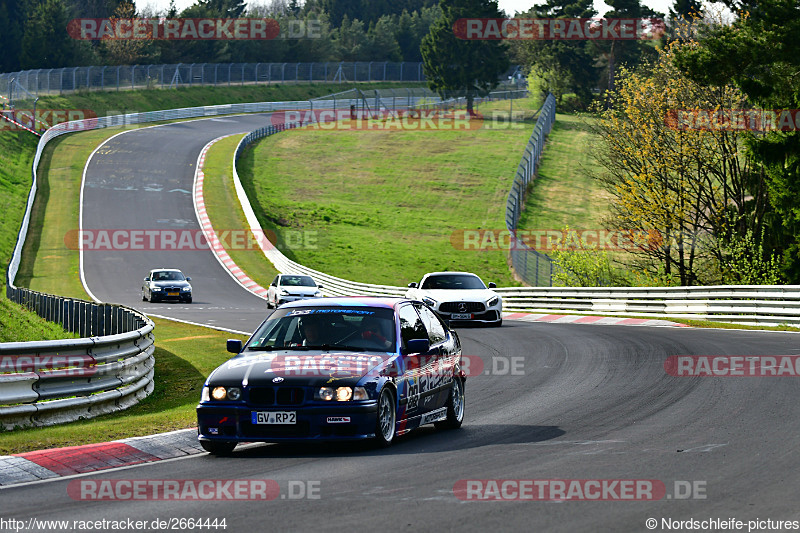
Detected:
[
  {"left": 406, "top": 271, "right": 502, "bottom": 326},
  {"left": 267, "top": 274, "right": 324, "bottom": 309}
]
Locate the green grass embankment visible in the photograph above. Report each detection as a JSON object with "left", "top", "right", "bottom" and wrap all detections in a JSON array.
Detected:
[{"left": 234, "top": 98, "right": 543, "bottom": 287}]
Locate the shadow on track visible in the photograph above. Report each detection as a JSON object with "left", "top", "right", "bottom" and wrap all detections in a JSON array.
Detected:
[{"left": 204, "top": 424, "right": 566, "bottom": 460}]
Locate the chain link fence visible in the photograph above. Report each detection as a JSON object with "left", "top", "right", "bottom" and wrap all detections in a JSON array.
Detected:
[
  {"left": 506, "top": 93, "right": 557, "bottom": 287},
  {"left": 0, "top": 62, "right": 426, "bottom": 99}
]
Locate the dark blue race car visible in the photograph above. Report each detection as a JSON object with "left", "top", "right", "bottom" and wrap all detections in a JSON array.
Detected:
[{"left": 197, "top": 297, "right": 465, "bottom": 454}]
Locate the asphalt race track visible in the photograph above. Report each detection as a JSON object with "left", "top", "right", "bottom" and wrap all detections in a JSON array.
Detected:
[
  {"left": 3, "top": 115, "right": 800, "bottom": 531},
  {"left": 80, "top": 115, "right": 277, "bottom": 333}
]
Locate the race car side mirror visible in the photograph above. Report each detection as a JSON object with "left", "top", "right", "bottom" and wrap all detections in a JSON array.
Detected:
[
  {"left": 488, "top": 282, "right": 496, "bottom": 288},
  {"left": 226, "top": 339, "right": 243, "bottom": 354},
  {"left": 408, "top": 282, "right": 418, "bottom": 288}
]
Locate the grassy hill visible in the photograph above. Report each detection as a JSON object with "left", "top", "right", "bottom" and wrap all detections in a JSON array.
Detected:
[{"left": 1, "top": 82, "right": 417, "bottom": 341}]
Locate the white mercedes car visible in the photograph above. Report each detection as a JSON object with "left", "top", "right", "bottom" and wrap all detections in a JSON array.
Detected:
[
  {"left": 406, "top": 272, "right": 502, "bottom": 326},
  {"left": 267, "top": 274, "right": 323, "bottom": 309}
]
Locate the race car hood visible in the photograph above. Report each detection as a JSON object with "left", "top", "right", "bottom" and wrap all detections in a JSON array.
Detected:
[
  {"left": 416, "top": 288, "right": 498, "bottom": 303},
  {"left": 207, "top": 351, "right": 398, "bottom": 387}
]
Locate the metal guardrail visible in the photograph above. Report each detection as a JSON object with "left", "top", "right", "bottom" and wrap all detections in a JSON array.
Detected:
[
  {"left": 0, "top": 289, "right": 155, "bottom": 430},
  {"left": 506, "top": 94, "right": 557, "bottom": 287},
  {"left": 495, "top": 285, "right": 800, "bottom": 327},
  {"left": 0, "top": 62, "right": 426, "bottom": 99}
]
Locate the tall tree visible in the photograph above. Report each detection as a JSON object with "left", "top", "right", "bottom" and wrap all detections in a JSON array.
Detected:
[
  {"left": 592, "top": 0, "right": 662, "bottom": 96},
  {"left": 200, "top": 0, "right": 247, "bottom": 17},
  {"left": 669, "top": 0, "right": 702, "bottom": 20},
  {"left": 512, "top": 0, "right": 597, "bottom": 107},
  {"left": 65, "top": 0, "right": 125, "bottom": 18},
  {"left": 420, "top": 0, "right": 509, "bottom": 115},
  {"left": 20, "top": 0, "right": 83, "bottom": 69},
  {"left": 0, "top": 0, "right": 28, "bottom": 72},
  {"left": 591, "top": 41, "right": 776, "bottom": 285},
  {"left": 674, "top": 0, "right": 800, "bottom": 281},
  {"left": 99, "top": 1, "right": 158, "bottom": 65}
]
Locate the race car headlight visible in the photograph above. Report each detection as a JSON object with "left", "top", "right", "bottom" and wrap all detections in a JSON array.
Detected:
[
  {"left": 314, "top": 290, "right": 322, "bottom": 297},
  {"left": 151, "top": 285, "right": 162, "bottom": 291},
  {"left": 422, "top": 296, "right": 437, "bottom": 307},
  {"left": 317, "top": 387, "right": 335, "bottom": 401},
  {"left": 182, "top": 286, "right": 191, "bottom": 291},
  {"left": 210, "top": 386, "right": 241, "bottom": 401},
  {"left": 316, "top": 386, "right": 366, "bottom": 401},
  {"left": 226, "top": 387, "right": 241, "bottom": 400},
  {"left": 336, "top": 387, "right": 353, "bottom": 401},
  {"left": 280, "top": 289, "right": 290, "bottom": 296},
  {"left": 487, "top": 296, "right": 499, "bottom": 307}
]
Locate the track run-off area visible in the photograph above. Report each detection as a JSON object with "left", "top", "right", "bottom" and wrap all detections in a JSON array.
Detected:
[{"left": 2, "top": 113, "right": 799, "bottom": 531}]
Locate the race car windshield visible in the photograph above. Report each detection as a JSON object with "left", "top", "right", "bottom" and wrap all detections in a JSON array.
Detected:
[
  {"left": 421, "top": 274, "right": 486, "bottom": 290},
  {"left": 246, "top": 307, "right": 396, "bottom": 352},
  {"left": 281, "top": 276, "right": 316, "bottom": 287}
]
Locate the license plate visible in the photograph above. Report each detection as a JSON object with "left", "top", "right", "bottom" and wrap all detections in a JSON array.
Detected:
[
  {"left": 251, "top": 411, "right": 296, "bottom": 425},
  {"left": 451, "top": 313, "right": 472, "bottom": 320},
  {"left": 167, "top": 291, "right": 179, "bottom": 296}
]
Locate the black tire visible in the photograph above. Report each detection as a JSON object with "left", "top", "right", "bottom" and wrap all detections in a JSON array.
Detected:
[
  {"left": 266, "top": 298, "right": 273, "bottom": 309},
  {"left": 200, "top": 440, "right": 237, "bottom": 455},
  {"left": 374, "top": 387, "right": 396, "bottom": 447},
  {"left": 142, "top": 291, "right": 148, "bottom": 302},
  {"left": 435, "top": 377, "right": 465, "bottom": 430},
  {"left": 184, "top": 296, "right": 192, "bottom": 304}
]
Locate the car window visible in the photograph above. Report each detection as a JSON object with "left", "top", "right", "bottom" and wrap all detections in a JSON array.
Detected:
[
  {"left": 282, "top": 276, "right": 316, "bottom": 287},
  {"left": 416, "top": 305, "right": 446, "bottom": 345},
  {"left": 398, "top": 305, "right": 427, "bottom": 351},
  {"left": 153, "top": 271, "right": 184, "bottom": 281},
  {"left": 246, "top": 307, "right": 395, "bottom": 350},
  {"left": 421, "top": 274, "right": 486, "bottom": 290}
]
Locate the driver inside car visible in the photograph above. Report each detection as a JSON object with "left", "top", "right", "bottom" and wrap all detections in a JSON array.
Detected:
[
  {"left": 360, "top": 316, "right": 392, "bottom": 350},
  {"left": 299, "top": 314, "right": 333, "bottom": 346}
]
